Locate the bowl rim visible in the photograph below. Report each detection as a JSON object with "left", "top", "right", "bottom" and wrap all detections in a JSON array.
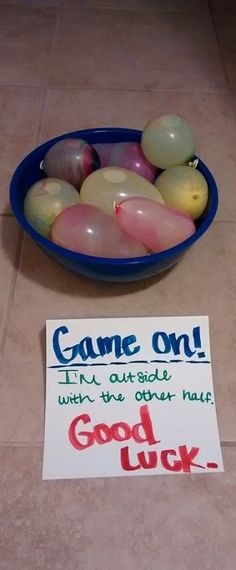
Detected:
[{"left": 10, "top": 127, "right": 218, "bottom": 266}]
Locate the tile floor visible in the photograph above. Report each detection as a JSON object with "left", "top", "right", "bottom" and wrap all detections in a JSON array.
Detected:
[{"left": 0, "top": 0, "right": 236, "bottom": 568}]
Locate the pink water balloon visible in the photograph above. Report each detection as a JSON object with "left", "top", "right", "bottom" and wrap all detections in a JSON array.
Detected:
[
  {"left": 115, "top": 197, "right": 196, "bottom": 252},
  {"left": 51, "top": 203, "right": 148, "bottom": 258},
  {"left": 93, "top": 143, "right": 115, "bottom": 168},
  {"left": 94, "top": 142, "right": 157, "bottom": 182},
  {"left": 43, "top": 138, "right": 100, "bottom": 190}
]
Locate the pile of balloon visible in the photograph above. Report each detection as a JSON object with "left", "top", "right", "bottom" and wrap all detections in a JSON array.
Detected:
[{"left": 24, "top": 115, "right": 209, "bottom": 259}]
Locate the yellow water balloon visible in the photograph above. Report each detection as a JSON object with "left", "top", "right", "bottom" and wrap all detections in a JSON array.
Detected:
[
  {"left": 155, "top": 165, "right": 208, "bottom": 220},
  {"left": 80, "top": 167, "right": 164, "bottom": 215},
  {"left": 24, "top": 178, "right": 80, "bottom": 237}
]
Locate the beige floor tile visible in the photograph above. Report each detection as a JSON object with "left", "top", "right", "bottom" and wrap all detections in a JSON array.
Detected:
[
  {"left": 39, "top": 88, "right": 236, "bottom": 221},
  {"left": 0, "top": 221, "right": 235, "bottom": 443},
  {"left": 0, "top": 445, "right": 235, "bottom": 570},
  {"left": 0, "top": 4, "right": 57, "bottom": 86},
  {"left": 50, "top": 8, "right": 226, "bottom": 92},
  {"left": 213, "top": 15, "right": 236, "bottom": 93},
  {"left": 62, "top": 0, "right": 209, "bottom": 10},
  {"left": 0, "top": 215, "right": 22, "bottom": 346},
  {"left": 0, "top": 87, "right": 44, "bottom": 213}
]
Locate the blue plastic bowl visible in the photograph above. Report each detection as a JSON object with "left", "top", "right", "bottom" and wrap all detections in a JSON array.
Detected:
[{"left": 10, "top": 127, "right": 218, "bottom": 282}]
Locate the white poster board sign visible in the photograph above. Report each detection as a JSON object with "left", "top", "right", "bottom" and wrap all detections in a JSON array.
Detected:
[{"left": 43, "top": 316, "right": 223, "bottom": 480}]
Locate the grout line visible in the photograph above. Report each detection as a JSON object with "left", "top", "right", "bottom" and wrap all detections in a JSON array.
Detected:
[
  {"left": 46, "top": 1, "right": 62, "bottom": 88},
  {"left": 208, "top": 0, "right": 233, "bottom": 94},
  {"left": 0, "top": 441, "right": 42, "bottom": 448},
  {"left": 44, "top": 3, "right": 62, "bottom": 88},
  {"left": 34, "top": 1, "right": 62, "bottom": 145},
  {"left": 33, "top": 83, "right": 229, "bottom": 95},
  {"left": 36, "top": 85, "right": 230, "bottom": 95},
  {"left": 0, "top": 231, "right": 25, "bottom": 370},
  {"left": 0, "top": 84, "right": 230, "bottom": 95},
  {"left": 0, "top": 84, "right": 47, "bottom": 89},
  {"left": 60, "top": 4, "right": 210, "bottom": 14},
  {"left": 34, "top": 87, "right": 48, "bottom": 145},
  {"left": 0, "top": 1, "right": 213, "bottom": 18},
  {"left": 214, "top": 219, "right": 236, "bottom": 224}
]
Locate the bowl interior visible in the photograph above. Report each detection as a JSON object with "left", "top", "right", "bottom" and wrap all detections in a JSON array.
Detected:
[{"left": 10, "top": 127, "right": 218, "bottom": 267}]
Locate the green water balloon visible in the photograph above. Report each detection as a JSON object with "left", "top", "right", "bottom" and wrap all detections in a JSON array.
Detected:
[{"left": 141, "top": 115, "right": 196, "bottom": 169}]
